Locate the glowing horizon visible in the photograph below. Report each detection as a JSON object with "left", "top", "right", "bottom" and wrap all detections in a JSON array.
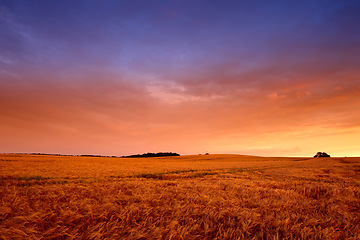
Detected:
[{"left": 1, "top": 1, "right": 360, "bottom": 157}]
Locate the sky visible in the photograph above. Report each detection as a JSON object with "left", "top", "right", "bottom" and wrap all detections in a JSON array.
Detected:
[{"left": 1, "top": 0, "right": 360, "bottom": 157}]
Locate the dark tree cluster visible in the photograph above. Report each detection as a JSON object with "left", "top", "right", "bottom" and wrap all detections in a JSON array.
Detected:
[
  {"left": 313, "top": 152, "right": 331, "bottom": 158},
  {"left": 123, "top": 152, "right": 180, "bottom": 158}
]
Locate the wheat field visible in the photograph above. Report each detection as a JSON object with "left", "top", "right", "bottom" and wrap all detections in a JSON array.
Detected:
[{"left": 1, "top": 153, "right": 359, "bottom": 239}]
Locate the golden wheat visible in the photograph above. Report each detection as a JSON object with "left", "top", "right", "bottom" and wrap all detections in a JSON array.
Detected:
[{"left": 1, "top": 154, "right": 359, "bottom": 239}]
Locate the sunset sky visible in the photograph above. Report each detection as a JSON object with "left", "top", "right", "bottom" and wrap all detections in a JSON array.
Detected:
[{"left": 1, "top": 0, "right": 360, "bottom": 157}]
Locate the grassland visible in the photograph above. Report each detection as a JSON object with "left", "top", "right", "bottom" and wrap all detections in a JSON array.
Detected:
[{"left": 1, "top": 154, "right": 359, "bottom": 239}]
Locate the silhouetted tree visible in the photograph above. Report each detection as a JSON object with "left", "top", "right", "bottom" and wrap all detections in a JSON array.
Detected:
[
  {"left": 123, "top": 152, "right": 180, "bottom": 158},
  {"left": 314, "top": 152, "right": 331, "bottom": 158}
]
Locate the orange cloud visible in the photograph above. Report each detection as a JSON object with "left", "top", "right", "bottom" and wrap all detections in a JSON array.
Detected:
[{"left": 0, "top": 67, "right": 359, "bottom": 157}]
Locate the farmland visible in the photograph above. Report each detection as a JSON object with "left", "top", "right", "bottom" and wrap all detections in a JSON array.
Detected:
[{"left": 1, "top": 154, "right": 360, "bottom": 239}]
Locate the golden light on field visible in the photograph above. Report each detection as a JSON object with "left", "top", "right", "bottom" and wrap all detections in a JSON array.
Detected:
[
  {"left": 1, "top": 1, "right": 360, "bottom": 238},
  {"left": 1, "top": 154, "right": 360, "bottom": 238}
]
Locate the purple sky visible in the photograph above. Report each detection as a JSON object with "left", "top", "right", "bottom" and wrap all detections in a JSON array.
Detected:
[{"left": 1, "top": 0, "right": 360, "bottom": 156}]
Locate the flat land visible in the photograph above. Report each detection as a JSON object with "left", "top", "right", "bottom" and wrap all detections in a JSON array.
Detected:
[{"left": 1, "top": 154, "right": 359, "bottom": 239}]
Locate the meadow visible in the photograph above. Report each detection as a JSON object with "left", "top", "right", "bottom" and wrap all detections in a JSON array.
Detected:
[{"left": 0, "top": 153, "right": 359, "bottom": 239}]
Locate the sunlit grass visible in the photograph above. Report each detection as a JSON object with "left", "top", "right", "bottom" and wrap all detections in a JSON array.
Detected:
[{"left": 1, "top": 154, "right": 359, "bottom": 239}]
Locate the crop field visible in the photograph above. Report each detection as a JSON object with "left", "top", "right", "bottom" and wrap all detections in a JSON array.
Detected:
[{"left": 1, "top": 154, "right": 360, "bottom": 239}]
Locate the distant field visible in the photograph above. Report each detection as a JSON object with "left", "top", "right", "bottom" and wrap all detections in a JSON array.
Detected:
[{"left": 1, "top": 154, "right": 359, "bottom": 239}]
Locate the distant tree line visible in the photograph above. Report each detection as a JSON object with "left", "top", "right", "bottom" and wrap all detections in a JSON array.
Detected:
[
  {"left": 14, "top": 153, "right": 119, "bottom": 158},
  {"left": 10, "top": 152, "right": 180, "bottom": 158},
  {"left": 122, "top": 152, "right": 180, "bottom": 158}
]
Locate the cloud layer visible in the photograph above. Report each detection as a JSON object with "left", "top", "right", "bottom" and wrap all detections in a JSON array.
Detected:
[{"left": 1, "top": 0, "right": 360, "bottom": 156}]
